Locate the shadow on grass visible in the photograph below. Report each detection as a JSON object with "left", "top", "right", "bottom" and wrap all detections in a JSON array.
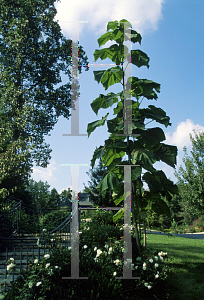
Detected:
[{"left": 146, "top": 234, "right": 204, "bottom": 300}]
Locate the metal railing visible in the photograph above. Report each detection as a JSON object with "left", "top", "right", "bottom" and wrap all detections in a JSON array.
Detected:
[
  {"left": 0, "top": 198, "right": 22, "bottom": 244},
  {"left": 0, "top": 197, "right": 74, "bottom": 294}
]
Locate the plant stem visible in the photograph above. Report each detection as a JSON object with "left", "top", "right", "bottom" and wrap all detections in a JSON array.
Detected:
[{"left": 126, "top": 135, "right": 141, "bottom": 255}]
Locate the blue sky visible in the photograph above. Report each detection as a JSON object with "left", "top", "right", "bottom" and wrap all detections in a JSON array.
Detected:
[{"left": 31, "top": 0, "right": 204, "bottom": 195}]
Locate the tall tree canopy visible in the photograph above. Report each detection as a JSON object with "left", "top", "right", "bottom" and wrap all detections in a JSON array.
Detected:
[
  {"left": 0, "top": 0, "right": 89, "bottom": 198},
  {"left": 174, "top": 129, "right": 204, "bottom": 224}
]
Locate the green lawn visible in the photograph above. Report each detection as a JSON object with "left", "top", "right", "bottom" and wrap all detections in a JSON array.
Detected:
[{"left": 145, "top": 233, "right": 204, "bottom": 300}]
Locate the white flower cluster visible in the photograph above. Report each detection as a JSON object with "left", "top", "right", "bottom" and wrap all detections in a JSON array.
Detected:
[
  {"left": 158, "top": 251, "right": 167, "bottom": 256},
  {"left": 7, "top": 262, "right": 15, "bottom": 271},
  {"left": 144, "top": 282, "right": 152, "bottom": 289},
  {"left": 7, "top": 258, "right": 16, "bottom": 271},
  {"left": 27, "top": 253, "right": 60, "bottom": 289}
]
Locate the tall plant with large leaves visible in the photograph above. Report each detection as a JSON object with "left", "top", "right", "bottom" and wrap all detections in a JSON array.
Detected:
[{"left": 87, "top": 19, "right": 178, "bottom": 253}]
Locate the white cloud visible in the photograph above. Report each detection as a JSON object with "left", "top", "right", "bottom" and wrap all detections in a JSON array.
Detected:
[
  {"left": 162, "top": 120, "right": 204, "bottom": 182},
  {"left": 31, "top": 159, "right": 58, "bottom": 184},
  {"left": 54, "top": 0, "right": 164, "bottom": 39},
  {"left": 165, "top": 119, "right": 204, "bottom": 151}
]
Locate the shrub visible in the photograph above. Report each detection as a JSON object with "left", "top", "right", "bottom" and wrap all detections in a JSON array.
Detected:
[
  {"left": 1, "top": 212, "right": 171, "bottom": 300},
  {"left": 186, "top": 216, "right": 204, "bottom": 233},
  {"left": 89, "top": 209, "right": 124, "bottom": 227},
  {"left": 187, "top": 224, "right": 196, "bottom": 233},
  {"left": 195, "top": 215, "right": 204, "bottom": 230},
  {"left": 38, "top": 208, "right": 71, "bottom": 232},
  {"left": 2, "top": 232, "right": 170, "bottom": 300}
]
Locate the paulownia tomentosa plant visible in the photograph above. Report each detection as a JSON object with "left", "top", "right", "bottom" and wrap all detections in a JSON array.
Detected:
[{"left": 87, "top": 19, "right": 178, "bottom": 254}]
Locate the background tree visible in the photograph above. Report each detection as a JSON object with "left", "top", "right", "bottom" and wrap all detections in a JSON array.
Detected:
[
  {"left": 60, "top": 187, "right": 72, "bottom": 203},
  {"left": 48, "top": 187, "right": 61, "bottom": 208},
  {"left": 174, "top": 129, "right": 204, "bottom": 225},
  {"left": 82, "top": 155, "right": 121, "bottom": 207},
  {"left": 24, "top": 179, "right": 51, "bottom": 210},
  {"left": 0, "top": 0, "right": 89, "bottom": 199}
]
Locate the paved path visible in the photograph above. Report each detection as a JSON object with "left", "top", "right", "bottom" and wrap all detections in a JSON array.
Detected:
[{"left": 146, "top": 230, "right": 204, "bottom": 240}]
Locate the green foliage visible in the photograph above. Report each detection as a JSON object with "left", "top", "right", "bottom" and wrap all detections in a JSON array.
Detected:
[
  {"left": 0, "top": 0, "right": 89, "bottom": 196},
  {"left": 80, "top": 223, "right": 122, "bottom": 249},
  {"left": 90, "top": 209, "right": 124, "bottom": 226},
  {"left": 24, "top": 179, "right": 51, "bottom": 210},
  {"left": 87, "top": 19, "right": 178, "bottom": 253},
  {"left": 2, "top": 223, "right": 170, "bottom": 300},
  {"left": 38, "top": 208, "right": 71, "bottom": 232},
  {"left": 48, "top": 188, "right": 61, "bottom": 209},
  {"left": 82, "top": 156, "right": 120, "bottom": 207},
  {"left": 19, "top": 207, "right": 39, "bottom": 234},
  {"left": 186, "top": 215, "right": 204, "bottom": 233},
  {"left": 174, "top": 129, "right": 204, "bottom": 224},
  {"left": 59, "top": 188, "right": 72, "bottom": 203}
]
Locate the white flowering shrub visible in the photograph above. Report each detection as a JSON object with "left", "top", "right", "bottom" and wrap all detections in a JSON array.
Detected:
[{"left": 2, "top": 222, "right": 171, "bottom": 299}]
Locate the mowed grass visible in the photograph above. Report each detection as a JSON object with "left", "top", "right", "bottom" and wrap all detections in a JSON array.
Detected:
[{"left": 145, "top": 233, "right": 204, "bottom": 300}]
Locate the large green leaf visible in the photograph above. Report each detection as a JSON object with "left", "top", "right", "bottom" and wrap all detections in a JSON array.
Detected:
[
  {"left": 90, "top": 146, "right": 106, "bottom": 169},
  {"left": 107, "top": 117, "right": 123, "bottom": 134},
  {"left": 140, "top": 105, "right": 171, "bottom": 128},
  {"left": 154, "top": 143, "right": 178, "bottom": 168},
  {"left": 102, "top": 146, "right": 125, "bottom": 168},
  {"left": 113, "top": 208, "right": 124, "bottom": 223},
  {"left": 100, "top": 67, "right": 123, "bottom": 90},
  {"left": 125, "top": 29, "right": 142, "bottom": 44},
  {"left": 113, "top": 99, "right": 140, "bottom": 116},
  {"left": 107, "top": 21, "right": 119, "bottom": 31},
  {"left": 152, "top": 200, "right": 171, "bottom": 218},
  {"left": 93, "top": 66, "right": 123, "bottom": 90},
  {"left": 132, "top": 149, "right": 157, "bottom": 171},
  {"left": 131, "top": 166, "right": 142, "bottom": 180},
  {"left": 142, "top": 190, "right": 170, "bottom": 217},
  {"left": 93, "top": 44, "right": 123, "bottom": 65},
  {"left": 105, "top": 157, "right": 125, "bottom": 172},
  {"left": 87, "top": 113, "right": 109, "bottom": 138},
  {"left": 131, "top": 77, "right": 160, "bottom": 100},
  {"left": 97, "top": 171, "right": 121, "bottom": 197},
  {"left": 106, "top": 139, "right": 127, "bottom": 151},
  {"left": 112, "top": 181, "right": 125, "bottom": 205},
  {"left": 97, "top": 29, "right": 124, "bottom": 47},
  {"left": 109, "top": 113, "right": 145, "bottom": 133},
  {"left": 138, "top": 127, "right": 166, "bottom": 147},
  {"left": 109, "top": 19, "right": 142, "bottom": 44},
  {"left": 91, "top": 92, "right": 120, "bottom": 115},
  {"left": 93, "top": 69, "right": 107, "bottom": 84},
  {"left": 143, "top": 170, "right": 179, "bottom": 200},
  {"left": 128, "top": 50, "right": 150, "bottom": 69},
  {"left": 131, "top": 118, "right": 145, "bottom": 131}
]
